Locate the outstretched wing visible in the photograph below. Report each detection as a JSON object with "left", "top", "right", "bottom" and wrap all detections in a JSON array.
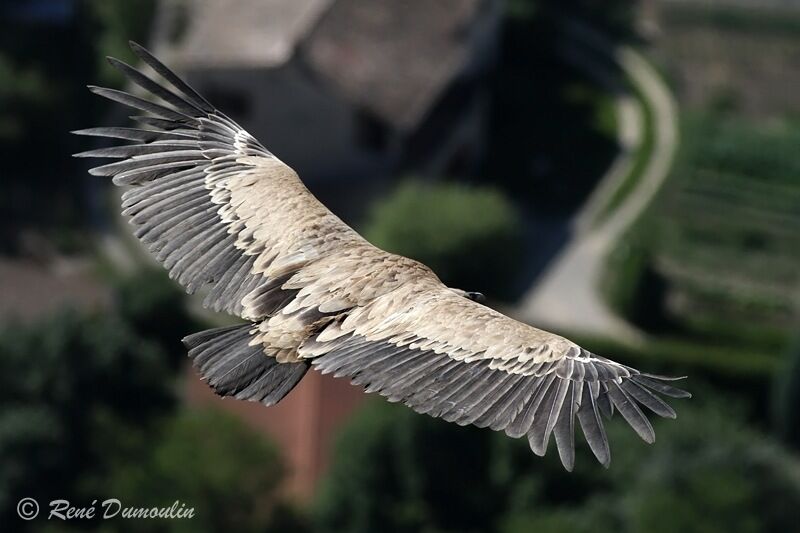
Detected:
[
  {"left": 300, "top": 282, "right": 689, "bottom": 470},
  {"left": 76, "top": 42, "right": 688, "bottom": 470},
  {"left": 74, "top": 41, "right": 368, "bottom": 319}
]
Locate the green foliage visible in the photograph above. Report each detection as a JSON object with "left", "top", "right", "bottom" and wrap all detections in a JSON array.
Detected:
[
  {"left": 483, "top": 11, "right": 617, "bottom": 215},
  {"left": 88, "top": 0, "right": 157, "bottom": 87},
  {"left": 314, "top": 401, "right": 504, "bottom": 533},
  {"left": 602, "top": 233, "right": 669, "bottom": 331},
  {"left": 0, "top": 272, "right": 299, "bottom": 530},
  {"left": 315, "top": 397, "right": 800, "bottom": 533},
  {"left": 363, "top": 180, "right": 523, "bottom": 299},
  {"left": 100, "top": 409, "right": 303, "bottom": 533},
  {"left": 647, "top": 115, "right": 800, "bottom": 326},
  {"left": 114, "top": 268, "right": 200, "bottom": 369},
  {"left": 0, "top": 311, "right": 173, "bottom": 521},
  {"left": 0, "top": 55, "right": 51, "bottom": 141},
  {"left": 773, "top": 336, "right": 800, "bottom": 451},
  {"left": 506, "top": 0, "right": 538, "bottom": 20},
  {"left": 617, "top": 405, "right": 800, "bottom": 533},
  {"left": 602, "top": 113, "right": 800, "bottom": 393},
  {"left": 0, "top": 0, "right": 156, "bottom": 252}
]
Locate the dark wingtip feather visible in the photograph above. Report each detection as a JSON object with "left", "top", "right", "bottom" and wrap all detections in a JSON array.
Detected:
[
  {"left": 576, "top": 386, "right": 611, "bottom": 467},
  {"left": 642, "top": 373, "right": 688, "bottom": 381},
  {"left": 127, "top": 40, "right": 215, "bottom": 113},
  {"left": 553, "top": 382, "right": 576, "bottom": 471},
  {"left": 633, "top": 375, "right": 692, "bottom": 399},
  {"left": 608, "top": 382, "right": 656, "bottom": 444}
]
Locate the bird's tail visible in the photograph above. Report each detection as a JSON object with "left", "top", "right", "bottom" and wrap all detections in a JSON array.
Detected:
[{"left": 183, "top": 324, "right": 309, "bottom": 405}]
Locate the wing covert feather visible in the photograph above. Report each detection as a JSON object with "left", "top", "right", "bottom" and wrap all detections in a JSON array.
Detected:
[
  {"left": 300, "top": 286, "right": 689, "bottom": 470},
  {"left": 75, "top": 42, "right": 367, "bottom": 319}
]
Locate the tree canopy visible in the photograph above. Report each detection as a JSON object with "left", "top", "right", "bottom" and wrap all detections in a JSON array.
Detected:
[
  {"left": 363, "top": 180, "right": 523, "bottom": 300},
  {"left": 315, "top": 397, "right": 800, "bottom": 533}
]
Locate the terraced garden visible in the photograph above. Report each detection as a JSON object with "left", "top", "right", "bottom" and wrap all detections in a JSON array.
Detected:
[
  {"left": 601, "top": 114, "right": 799, "bottom": 380},
  {"left": 654, "top": 116, "right": 800, "bottom": 328}
]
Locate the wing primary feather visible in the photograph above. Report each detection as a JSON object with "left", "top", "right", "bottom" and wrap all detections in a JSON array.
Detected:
[
  {"left": 607, "top": 381, "right": 655, "bottom": 444},
  {"left": 128, "top": 41, "right": 215, "bottom": 113},
  {"left": 553, "top": 381, "right": 576, "bottom": 471},
  {"left": 453, "top": 371, "right": 519, "bottom": 427},
  {"left": 620, "top": 379, "right": 676, "bottom": 419},
  {"left": 75, "top": 142, "right": 196, "bottom": 159},
  {"left": 72, "top": 127, "right": 168, "bottom": 141},
  {"left": 596, "top": 383, "right": 614, "bottom": 419},
  {"left": 527, "top": 378, "right": 561, "bottom": 456},
  {"left": 438, "top": 366, "right": 495, "bottom": 421},
  {"left": 106, "top": 56, "right": 206, "bottom": 115},
  {"left": 477, "top": 374, "right": 530, "bottom": 430},
  {"left": 505, "top": 373, "right": 556, "bottom": 438},
  {"left": 576, "top": 382, "right": 610, "bottom": 467},
  {"left": 88, "top": 86, "right": 194, "bottom": 123},
  {"left": 403, "top": 358, "right": 475, "bottom": 409},
  {"left": 384, "top": 354, "right": 453, "bottom": 402},
  {"left": 356, "top": 349, "right": 430, "bottom": 392},
  {"left": 544, "top": 377, "right": 571, "bottom": 438},
  {"left": 631, "top": 375, "right": 692, "bottom": 398},
  {"left": 130, "top": 116, "right": 184, "bottom": 131}
]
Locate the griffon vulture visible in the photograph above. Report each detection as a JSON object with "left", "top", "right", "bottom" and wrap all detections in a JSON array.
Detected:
[{"left": 75, "top": 42, "right": 689, "bottom": 471}]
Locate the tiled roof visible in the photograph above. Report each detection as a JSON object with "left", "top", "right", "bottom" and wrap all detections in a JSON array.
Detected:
[{"left": 304, "top": 0, "right": 484, "bottom": 129}]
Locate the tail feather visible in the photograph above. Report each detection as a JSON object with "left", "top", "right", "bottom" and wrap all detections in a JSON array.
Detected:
[{"left": 183, "top": 324, "right": 309, "bottom": 405}]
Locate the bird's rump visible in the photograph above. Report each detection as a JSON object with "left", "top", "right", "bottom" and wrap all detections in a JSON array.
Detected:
[{"left": 75, "top": 41, "right": 689, "bottom": 472}]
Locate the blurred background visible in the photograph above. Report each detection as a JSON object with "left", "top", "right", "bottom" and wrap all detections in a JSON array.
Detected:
[{"left": 2, "top": 0, "right": 800, "bottom": 531}]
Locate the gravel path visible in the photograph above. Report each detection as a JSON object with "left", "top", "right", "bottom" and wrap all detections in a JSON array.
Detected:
[{"left": 518, "top": 22, "right": 678, "bottom": 343}]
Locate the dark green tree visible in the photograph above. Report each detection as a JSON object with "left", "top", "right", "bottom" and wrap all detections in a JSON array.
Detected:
[
  {"left": 773, "top": 335, "right": 800, "bottom": 451},
  {"left": 363, "top": 180, "right": 523, "bottom": 300},
  {"left": 0, "top": 272, "right": 302, "bottom": 531},
  {"left": 0, "top": 311, "right": 173, "bottom": 523},
  {"left": 0, "top": 0, "right": 155, "bottom": 253},
  {"left": 100, "top": 409, "right": 308, "bottom": 533},
  {"left": 114, "top": 268, "right": 201, "bottom": 369},
  {"left": 315, "top": 396, "right": 800, "bottom": 533}
]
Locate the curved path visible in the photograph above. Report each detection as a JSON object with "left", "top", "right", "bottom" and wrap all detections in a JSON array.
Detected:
[{"left": 517, "top": 21, "right": 678, "bottom": 343}]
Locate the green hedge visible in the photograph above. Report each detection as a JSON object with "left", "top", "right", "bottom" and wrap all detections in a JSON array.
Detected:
[{"left": 363, "top": 180, "right": 523, "bottom": 300}]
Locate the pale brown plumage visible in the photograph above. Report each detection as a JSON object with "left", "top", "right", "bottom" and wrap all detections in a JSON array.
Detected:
[{"left": 75, "top": 42, "right": 689, "bottom": 471}]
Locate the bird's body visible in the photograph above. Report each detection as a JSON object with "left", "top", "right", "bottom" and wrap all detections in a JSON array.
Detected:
[{"left": 76, "top": 42, "right": 689, "bottom": 471}]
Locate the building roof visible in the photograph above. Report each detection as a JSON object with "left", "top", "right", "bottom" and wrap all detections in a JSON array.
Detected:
[
  {"left": 304, "top": 0, "right": 484, "bottom": 130},
  {"left": 160, "top": 0, "right": 333, "bottom": 68},
  {"left": 156, "top": 0, "right": 488, "bottom": 130}
]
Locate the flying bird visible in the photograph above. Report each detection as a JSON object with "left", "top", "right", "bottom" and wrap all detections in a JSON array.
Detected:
[{"left": 75, "top": 42, "right": 689, "bottom": 471}]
